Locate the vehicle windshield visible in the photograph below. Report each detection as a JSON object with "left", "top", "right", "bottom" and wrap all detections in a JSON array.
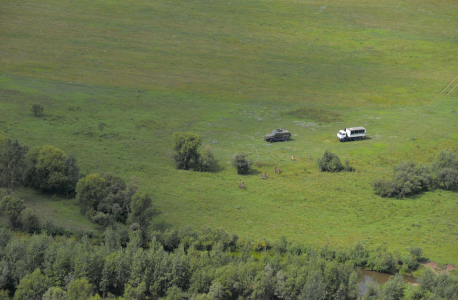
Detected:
[{"left": 272, "top": 130, "right": 276, "bottom": 134}]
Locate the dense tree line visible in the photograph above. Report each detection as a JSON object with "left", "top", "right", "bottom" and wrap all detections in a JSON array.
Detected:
[
  {"left": 372, "top": 150, "right": 458, "bottom": 198},
  {"left": 0, "top": 226, "right": 455, "bottom": 300}
]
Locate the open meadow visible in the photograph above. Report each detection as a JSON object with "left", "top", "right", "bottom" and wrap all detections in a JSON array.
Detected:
[{"left": 1, "top": 0, "right": 458, "bottom": 263}]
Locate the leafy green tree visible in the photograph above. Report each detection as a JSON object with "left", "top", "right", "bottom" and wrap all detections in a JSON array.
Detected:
[
  {"left": 432, "top": 150, "right": 458, "bottom": 171},
  {"left": 14, "top": 268, "right": 49, "bottom": 300},
  {"left": 32, "top": 104, "right": 44, "bottom": 117},
  {"left": 26, "top": 145, "right": 72, "bottom": 192},
  {"left": 390, "top": 161, "right": 432, "bottom": 198},
  {"left": 0, "top": 195, "right": 25, "bottom": 227},
  {"left": 316, "top": 150, "right": 343, "bottom": 172},
  {"left": 378, "top": 274, "right": 405, "bottom": 300},
  {"left": 436, "top": 168, "right": 458, "bottom": 190},
  {"left": 64, "top": 153, "right": 80, "bottom": 195},
  {"left": 129, "top": 193, "right": 154, "bottom": 232},
  {"left": 75, "top": 174, "right": 107, "bottom": 215},
  {"left": 66, "top": 277, "right": 93, "bottom": 300},
  {"left": 19, "top": 208, "right": 40, "bottom": 233},
  {"left": 298, "top": 271, "right": 327, "bottom": 300},
  {"left": 165, "top": 285, "right": 183, "bottom": 300},
  {"left": 0, "top": 139, "right": 28, "bottom": 194},
  {"left": 173, "top": 132, "right": 202, "bottom": 170},
  {"left": 231, "top": 152, "right": 252, "bottom": 174},
  {"left": 42, "top": 287, "right": 67, "bottom": 300}
]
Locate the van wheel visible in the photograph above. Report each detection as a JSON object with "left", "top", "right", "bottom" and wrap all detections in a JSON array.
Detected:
[{"left": 269, "top": 139, "right": 273, "bottom": 143}]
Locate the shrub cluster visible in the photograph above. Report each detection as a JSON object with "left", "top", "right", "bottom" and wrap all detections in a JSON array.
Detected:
[
  {"left": 231, "top": 152, "right": 252, "bottom": 174},
  {"left": 317, "top": 150, "right": 354, "bottom": 172},
  {"left": 372, "top": 150, "right": 458, "bottom": 198}
]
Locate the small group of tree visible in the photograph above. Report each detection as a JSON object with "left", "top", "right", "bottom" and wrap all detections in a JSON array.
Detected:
[
  {"left": 0, "top": 139, "right": 80, "bottom": 196},
  {"left": 172, "top": 132, "right": 215, "bottom": 171},
  {"left": 317, "top": 150, "right": 354, "bottom": 172},
  {"left": 75, "top": 173, "right": 155, "bottom": 235},
  {"left": 231, "top": 152, "right": 253, "bottom": 174},
  {"left": 0, "top": 225, "right": 448, "bottom": 300},
  {"left": 0, "top": 195, "right": 39, "bottom": 232},
  {"left": 372, "top": 150, "right": 458, "bottom": 198},
  {"left": 26, "top": 145, "right": 80, "bottom": 195}
]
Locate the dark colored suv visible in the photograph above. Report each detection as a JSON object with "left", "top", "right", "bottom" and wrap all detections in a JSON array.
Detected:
[{"left": 264, "top": 129, "right": 291, "bottom": 142}]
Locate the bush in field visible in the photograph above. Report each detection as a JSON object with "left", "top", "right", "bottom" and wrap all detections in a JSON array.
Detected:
[
  {"left": 75, "top": 174, "right": 107, "bottom": 216},
  {"left": 390, "top": 161, "right": 431, "bottom": 198},
  {"left": 32, "top": 104, "right": 44, "bottom": 117},
  {"left": 172, "top": 132, "right": 202, "bottom": 170},
  {"left": 231, "top": 152, "right": 252, "bottom": 174},
  {"left": 0, "top": 195, "right": 25, "bottom": 227},
  {"left": 317, "top": 150, "right": 344, "bottom": 172},
  {"left": 197, "top": 144, "right": 216, "bottom": 172},
  {"left": 372, "top": 161, "right": 431, "bottom": 198},
  {"left": 371, "top": 177, "right": 392, "bottom": 197}
]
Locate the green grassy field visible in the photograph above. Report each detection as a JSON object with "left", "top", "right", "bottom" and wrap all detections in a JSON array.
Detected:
[{"left": 1, "top": 0, "right": 458, "bottom": 263}]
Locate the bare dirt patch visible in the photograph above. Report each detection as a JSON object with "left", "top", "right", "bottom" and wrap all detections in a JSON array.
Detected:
[{"left": 422, "top": 261, "right": 457, "bottom": 274}]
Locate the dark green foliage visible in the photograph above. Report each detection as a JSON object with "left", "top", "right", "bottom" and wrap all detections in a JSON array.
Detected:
[
  {"left": 391, "top": 161, "right": 432, "bottom": 197},
  {"left": 371, "top": 177, "right": 392, "bottom": 197},
  {"left": 173, "top": 132, "right": 202, "bottom": 170},
  {"left": 372, "top": 160, "right": 432, "bottom": 198},
  {"left": 432, "top": 150, "right": 458, "bottom": 171},
  {"left": 409, "top": 246, "right": 423, "bottom": 262},
  {"left": 66, "top": 278, "right": 93, "bottom": 300},
  {"left": 231, "top": 152, "right": 252, "bottom": 174},
  {"left": 0, "top": 228, "right": 447, "bottom": 300},
  {"left": 14, "top": 268, "right": 49, "bottom": 300},
  {"left": 436, "top": 168, "right": 458, "bottom": 190},
  {"left": 26, "top": 145, "right": 79, "bottom": 193},
  {"left": 344, "top": 159, "right": 355, "bottom": 172},
  {"left": 75, "top": 173, "right": 107, "bottom": 216},
  {"left": 19, "top": 208, "right": 40, "bottom": 233},
  {"left": 129, "top": 193, "right": 155, "bottom": 234},
  {"left": 43, "top": 287, "right": 67, "bottom": 300},
  {"left": 0, "top": 139, "right": 28, "bottom": 194},
  {"left": 32, "top": 104, "right": 44, "bottom": 117},
  {"left": 197, "top": 144, "right": 216, "bottom": 172},
  {"left": 378, "top": 274, "right": 405, "bottom": 300},
  {"left": 317, "top": 150, "right": 344, "bottom": 172},
  {"left": 92, "top": 212, "right": 111, "bottom": 228},
  {"left": 63, "top": 153, "right": 80, "bottom": 195},
  {"left": 0, "top": 195, "right": 25, "bottom": 227}
]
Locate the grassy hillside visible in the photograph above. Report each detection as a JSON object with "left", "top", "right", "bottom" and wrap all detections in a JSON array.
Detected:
[{"left": 1, "top": 0, "right": 458, "bottom": 263}]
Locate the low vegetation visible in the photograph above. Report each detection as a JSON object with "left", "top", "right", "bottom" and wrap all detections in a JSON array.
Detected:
[
  {"left": 317, "top": 150, "right": 354, "bottom": 172},
  {"left": 372, "top": 150, "right": 458, "bottom": 198},
  {"left": 231, "top": 152, "right": 253, "bottom": 175}
]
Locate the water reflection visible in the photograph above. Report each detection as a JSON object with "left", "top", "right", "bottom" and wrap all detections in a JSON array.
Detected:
[{"left": 358, "top": 270, "right": 417, "bottom": 296}]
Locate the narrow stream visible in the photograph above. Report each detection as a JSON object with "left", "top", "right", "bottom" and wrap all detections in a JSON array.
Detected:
[{"left": 358, "top": 270, "right": 417, "bottom": 295}]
